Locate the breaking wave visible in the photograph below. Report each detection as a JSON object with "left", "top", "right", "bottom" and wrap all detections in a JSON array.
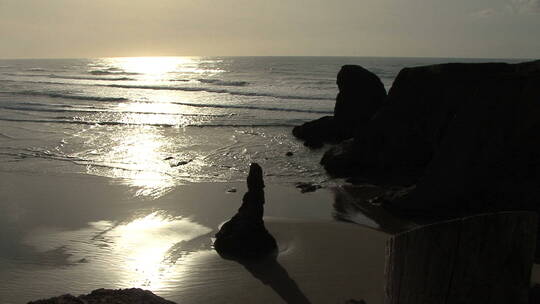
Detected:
[
  {"left": 105, "top": 84, "right": 331, "bottom": 101},
  {"left": 13, "top": 91, "right": 128, "bottom": 102},
  {"left": 51, "top": 75, "right": 135, "bottom": 81},
  {"left": 0, "top": 104, "right": 234, "bottom": 117},
  {"left": 197, "top": 79, "right": 249, "bottom": 87},
  {"left": 89, "top": 70, "right": 140, "bottom": 76},
  {"left": 169, "top": 101, "right": 333, "bottom": 114},
  {"left": 0, "top": 117, "right": 298, "bottom": 128},
  {"left": 3, "top": 73, "right": 135, "bottom": 81}
]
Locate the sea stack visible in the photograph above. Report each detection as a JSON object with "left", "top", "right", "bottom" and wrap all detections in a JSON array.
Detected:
[
  {"left": 321, "top": 60, "right": 540, "bottom": 236},
  {"left": 292, "top": 65, "right": 386, "bottom": 148},
  {"left": 214, "top": 163, "right": 277, "bottom": 259}
]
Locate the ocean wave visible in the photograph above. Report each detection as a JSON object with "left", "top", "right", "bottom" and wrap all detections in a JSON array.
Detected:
[
  {"left": 197, "top": 79, "right": 249, "bottom": 87},
  {"left": 0, "top": 79, "right": 68, "bottom": 86},
  {"left": 50, "top": 75, "right": 135, "bottom": 81},
  {"left": 0, "top": 104, "right": 234, "bottom": 117},
  {"left": 0, "top": 132, "right": 15, "bottom": 139},
  {"left": 169, "top": 101, "right": 333, "bottom": 114},
  {"left": 0, "top": 147, "right": 86, "bottom": 163},
  {"left": 3, "top": 73, "right": 50, "bottom": 77},
  {"left": 26, "top": 68, "right": 46, "bottom": 72},
  {"left": 0, "top": 117, "right": 297, "bottom": 128},
  {"left": 89, "top": 70, "right": 140, "bottom": 76},
  {"left": 105, "top": 84, "right": 331, "bottom": 101},
  {"left": 5, "top": 90, "right": 331, "bottom": 114},
  {"left": 13, "top": 91, "right": 129, "bottom": 102},
  {"left": 18, "top": 102, "right": 75, "bottom": 108},
  {"left": 2, "top": 79, "right": 333, "bottom": 101},
  {"left": 3, "top": 73, "right": 135, "bottom": 81}
]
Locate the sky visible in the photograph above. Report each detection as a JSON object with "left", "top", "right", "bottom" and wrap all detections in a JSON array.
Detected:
[{"left": 0, "top": 0, "right": 539, "bottom": 59}]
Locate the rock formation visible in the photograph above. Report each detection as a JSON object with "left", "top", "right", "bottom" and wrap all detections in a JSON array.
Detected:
[
  {"left": 321, "top": 60, "right": 540, "bottom": 222},
  {"left": 214, "top": 163, "right": 277, "bottom": 259},
  {"left": 28, "top": 288, "right": 176, "bottom": 304},
  {"left": 292, "top": 65, "right": 386, "bottom": 148}
]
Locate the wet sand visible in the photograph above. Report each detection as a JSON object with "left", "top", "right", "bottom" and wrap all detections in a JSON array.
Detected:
[
  {"left": 0, "top": 171, "right": 389, "bottom": 303},
  {"left": 3, "top": 171, "right": 539, "bottom": 303}
]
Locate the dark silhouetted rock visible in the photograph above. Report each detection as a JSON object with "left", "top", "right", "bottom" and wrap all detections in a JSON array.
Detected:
[
  {"left": 531, "top": 284, "right": 540, "bottom": 304},
  {"left": 214, "top": 163, "right": 277, "bottom": 259},
  {"left": 345, "top": 300, "right": 367, "bottom": 304},
  {"left": 170, "top": 159, "right": 192, "bottom": 167},
  {"left": 334, "top": 65, "right": 387, "bottom": 134},
  {"left": 321, "top": 60, "right": 540, "bottom": 257},
  {"left": 295, "top": 182, "right": 322, "bottom": 193},
  {"left": 323, "top": 60, "right": 540, "bottom": 183},
  {"left": 285, "top": 151, "right": 294, "bottom": 157},
  {"left": 293, "top": 116, "right": 336, "bottom": 148},
  {"left": 28, "top": 288, "right": 176, "bottom": 304},
  {"left": 292, "top": 65, "right": 386, "bottom": 148}
]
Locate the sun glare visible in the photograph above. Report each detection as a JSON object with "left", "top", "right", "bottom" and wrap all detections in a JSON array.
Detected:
[
  {"left": 111, "top": 212, "right": 212, "bottom": 289},
  {"left": 104, "top": 57, "right": 212, "bottom": 81}
]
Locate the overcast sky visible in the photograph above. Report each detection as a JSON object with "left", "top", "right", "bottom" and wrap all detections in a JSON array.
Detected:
[{"left": 1, "top": 0, "right": 539, "bottom": 59}]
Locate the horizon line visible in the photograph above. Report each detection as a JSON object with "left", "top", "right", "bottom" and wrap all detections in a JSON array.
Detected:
[{"left": 0, "top": 55, "right": 536, "bottom": 61}]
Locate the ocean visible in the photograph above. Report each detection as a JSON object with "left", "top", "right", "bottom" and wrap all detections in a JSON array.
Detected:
[
  {"left": 0, "top": 56, "right": 526, "bottom": 303},
  {"left": 0, "top": 56, "right": 523, "bottom": 198}
]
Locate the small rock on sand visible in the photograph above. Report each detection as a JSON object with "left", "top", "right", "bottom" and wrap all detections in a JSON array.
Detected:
[
  {"left": 28, "top": 288, "right": 176, "bottom": 304},
  {"left": 295, "top": 182, "right": 322, "bottom": 193}
]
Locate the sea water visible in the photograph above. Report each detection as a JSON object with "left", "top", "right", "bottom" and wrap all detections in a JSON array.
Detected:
[
  {"left": 0, "top": 56, "right": 524, "bottom": 196},
  {"left": 0, "top": 56, "right": 524, "bottom": 303}
]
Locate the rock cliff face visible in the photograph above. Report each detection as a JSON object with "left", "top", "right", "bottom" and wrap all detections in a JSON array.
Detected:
[
  {"left": 322, "top": 60, "right": 540, "bottom": 217},
  {"left": 292, "top": 65, "right": 386, "bottom": 148}
]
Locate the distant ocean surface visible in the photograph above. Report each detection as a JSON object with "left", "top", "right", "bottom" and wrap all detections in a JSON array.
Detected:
[{"left": 0, "top": 56, "right": 524, "bottom": 197}]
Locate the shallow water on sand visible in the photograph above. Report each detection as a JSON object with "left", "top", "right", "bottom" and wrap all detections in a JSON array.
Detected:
[{"left": 0, "top": 172, "right": 389, "bottom": 303}]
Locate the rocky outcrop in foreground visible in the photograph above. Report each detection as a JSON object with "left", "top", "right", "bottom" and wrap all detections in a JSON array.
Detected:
[
  {"left": 293, "top": 65, "right": 386, "bottom": 148},
  {"left": 321, "top": 60, "right": 540, "bottom": 220},
  {"left": 214, "top": 163, "right": 277, "bottom": 259},
  {"left": 28, "top": 288, "right": 176, "bottom": 304}
]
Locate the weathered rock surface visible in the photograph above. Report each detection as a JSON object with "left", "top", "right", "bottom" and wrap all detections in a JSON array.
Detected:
[
  {"left": 214, "top": 163, "right": 277, "bottom": 259},
  {"left": 321, "top": 60, "right": 540, "bottom": 220},
  {"left": 28, "top": 288, "right": 176, "bottom": 304},
  {"left": 292, "top": 65, "right": 386, "bottom": 148}
]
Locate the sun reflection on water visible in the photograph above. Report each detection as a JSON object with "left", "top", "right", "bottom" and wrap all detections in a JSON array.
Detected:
[
  {"left": 103, "top": 212, "right": 212, "bottom": 289},
  {"left": 84, "top": 125, "right": 177, "bottom": 198},
  {"left": 101, "top": 56, "right": 223, "bottom": 81},
  {"left": 80, "top": 56, "right": 229, "bottom": 197},
  {"left": 23, "top": 211, "right": 213, "bottom": 292}
]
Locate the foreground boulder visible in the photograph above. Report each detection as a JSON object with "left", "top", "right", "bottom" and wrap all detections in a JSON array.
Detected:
[
  {"left": 214, "top": 163, "right": 277, "bottom": 259},
  {"left": 28, "top": 288, "right": 176, "bottom": 304},
  {"left": 293, "top": 65, "right": 386, "bottom": 148},
  {"left": 322, "top": 60, "right": 540, "bottom": 216}
]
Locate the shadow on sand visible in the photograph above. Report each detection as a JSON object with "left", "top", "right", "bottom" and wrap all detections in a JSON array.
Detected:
[{"left": 230, "top": 254, "right": 311, "bottom": 304}]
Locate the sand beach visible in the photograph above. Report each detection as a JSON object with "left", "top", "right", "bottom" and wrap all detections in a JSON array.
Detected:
[{"left": 0, "top": 171, "right": 391, "bottom": 303}]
